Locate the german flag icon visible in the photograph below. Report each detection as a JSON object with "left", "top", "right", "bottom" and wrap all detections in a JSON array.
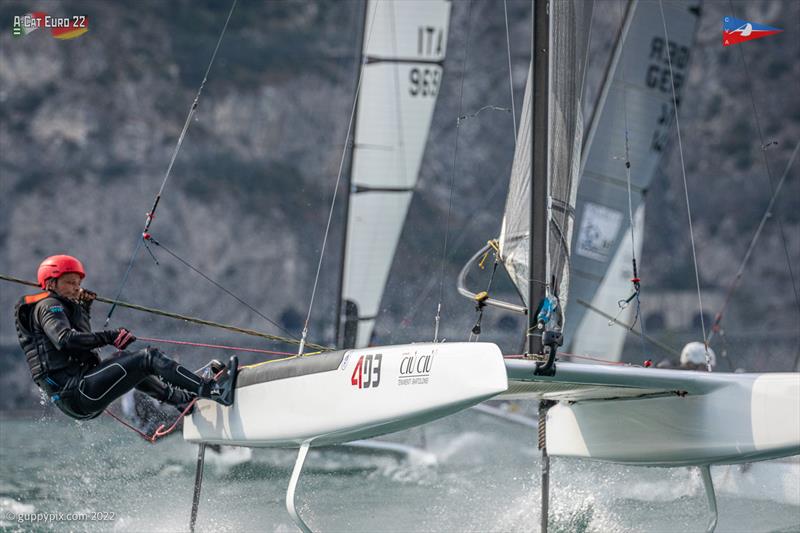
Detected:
[{"left": 51, "top": 17, "right": 89, "bottom": 40}]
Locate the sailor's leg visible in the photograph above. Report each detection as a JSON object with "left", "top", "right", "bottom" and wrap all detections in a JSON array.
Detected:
[
  {"left": 286, "top": 441, "right": 312, "bottom": 533},
  {"left": 74, "top": 352, "right": 153, "bottom": 413},
  {"left": 142, "top": 348, "right": 238, "bottom": 406},
  {"left": 135, "top": 376, "right": 194, "bottom": 407},
  {"left": 139, "top": 347, "right": 206, "bottom": 392},
  {"left": 75, "top": 348, "right": 200, "bottom": 413}
]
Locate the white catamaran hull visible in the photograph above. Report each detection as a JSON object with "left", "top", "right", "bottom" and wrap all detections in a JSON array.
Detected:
[
  {"left": 504, "top": 361, "right": 800, "bottom": 466},
  {"left": 184, "top": 342, "right": 507, "bottom": 447}
]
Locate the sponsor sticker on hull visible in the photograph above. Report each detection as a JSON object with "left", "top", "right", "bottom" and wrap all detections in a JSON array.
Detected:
[
  {"left": 350, "top": 354, "right": 382, "bottom": 390},
  {"left": 398, "top": 350, "right": 434, "bottom": 386}
]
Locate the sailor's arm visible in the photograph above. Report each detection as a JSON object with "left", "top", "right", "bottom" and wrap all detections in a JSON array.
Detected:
[{"left": 36, "top": 302, "right": 116, "bottom": 351}]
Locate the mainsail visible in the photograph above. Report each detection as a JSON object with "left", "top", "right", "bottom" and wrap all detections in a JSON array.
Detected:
[
  {"left": 339, "top": 0, "right": 451, "bottom": 348},
  {"left": 498, "top": 0, "right": 593, "bottom": 315},
  {"left": 565, "top": 0, "right": 701, "bottom": 358}
]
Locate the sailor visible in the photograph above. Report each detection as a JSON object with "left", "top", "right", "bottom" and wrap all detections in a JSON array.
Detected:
[
  {"left": 679, "top": 341, "right": 716, "bottom": 371},
  {"left": 14, "top": 254, "right": 238, "bottom": 421}
]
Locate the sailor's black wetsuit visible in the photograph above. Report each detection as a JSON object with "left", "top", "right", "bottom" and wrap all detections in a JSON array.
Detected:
[{"left": 15, "top": 291, "right": 199, "bottom": 420}]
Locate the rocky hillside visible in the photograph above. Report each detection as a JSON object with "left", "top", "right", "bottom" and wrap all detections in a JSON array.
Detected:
[{"left": 0, "top": 0, "right": 797, "bottom": 409}]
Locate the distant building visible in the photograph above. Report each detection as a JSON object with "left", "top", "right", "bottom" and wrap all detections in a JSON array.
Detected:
[{"left": 642, "top": 290, "right": 724, "bottom": 331}]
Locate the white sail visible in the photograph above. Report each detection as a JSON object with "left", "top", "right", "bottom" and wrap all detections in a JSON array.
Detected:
[
  {"left": 565, "top": 0, "right": 701, "bottom": 357},
  {"left": 340, "top": 0, "right": 451, "bottom": 348},
  {"left": 571, "top": 204, "right": 645, "bottom": 359}
]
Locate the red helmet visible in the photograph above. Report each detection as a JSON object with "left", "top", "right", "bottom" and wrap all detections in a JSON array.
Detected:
[{"left": 37, "top": 255, "right": 86, "bottom": 289}]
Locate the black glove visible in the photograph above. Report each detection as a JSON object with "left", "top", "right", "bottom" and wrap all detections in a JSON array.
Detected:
[{"left": 111, "top": 328, "right": 136, "bottom": 350}]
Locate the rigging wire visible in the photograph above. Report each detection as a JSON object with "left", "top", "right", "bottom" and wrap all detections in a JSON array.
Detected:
[
  {"left": 137, "top": 336, "right": 300, "bottom": 357},
  {"left": 298, "top": 3, "right": 379, "bottom": 355},
  {"left": 104, "top": 238, "right": 143, "bottom": 327},
  {"left": 390, "top": 175, "right": 509, "bottom": 341},
  {"left": 397, "top": 2, "right": 520, "bottom": 343},
  {"left": 615, "top": 0, "right": 648, "bottom": 360},
  {"left": 576, "top": 297, "right": 681, "bottom": 358},
  {"left": 658, "top": 0, "right": 711, "bottom": 371},
  {"left": 434, "top": 0, "right": 475, "bottom": 342},
  {"left": 0, "top": 274, "right": 330, "bottom": 351},
  {"left": 104, "top": 0, "right": 238, "bottom": 327},
  {"left": 725, "top": 0, "right": 800, "bottom": 366},
  {"left": 708, "top": 142, "right": 800, "bottom": 349},
  {"left": 144, "top": 235, "right": 300, "bottom": 341},
  {"left": 503, "top": 0, "right": 517, "bottom": 142}
]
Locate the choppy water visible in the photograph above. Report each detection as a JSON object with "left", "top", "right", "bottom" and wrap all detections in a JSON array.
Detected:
[{"left": 1, "top": 408, "right": 798, "bottom": 533}]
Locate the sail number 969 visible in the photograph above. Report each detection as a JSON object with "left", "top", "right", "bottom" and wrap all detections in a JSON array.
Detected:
[{"left": 409, "top": 68, "right": 440, "bottom": 97}]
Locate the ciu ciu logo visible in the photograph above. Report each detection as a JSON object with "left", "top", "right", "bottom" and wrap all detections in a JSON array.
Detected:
[{"left": 399, "top": 352, "right": 433, "bottom": 376}]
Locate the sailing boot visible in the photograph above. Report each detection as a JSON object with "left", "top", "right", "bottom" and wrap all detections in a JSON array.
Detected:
[{"left": 197, "top": 356, "right": 238, "bottom": 407}]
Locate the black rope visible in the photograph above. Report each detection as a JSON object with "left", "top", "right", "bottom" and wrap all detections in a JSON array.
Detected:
[
  {"left": 0, "top": 273, "right": 330, "bottom": 351},
  {"left": 146, "top": 235, "right": 300, "bottom": 342}
]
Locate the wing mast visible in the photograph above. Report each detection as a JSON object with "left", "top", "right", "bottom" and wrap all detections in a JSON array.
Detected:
[{"left": 528, "top": 0, "right": 550, "bottom": 359}]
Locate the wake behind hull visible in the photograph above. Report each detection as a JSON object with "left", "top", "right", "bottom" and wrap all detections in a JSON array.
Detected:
[{"left": 184, "top": 342, "right": 507, "bottom": 447}]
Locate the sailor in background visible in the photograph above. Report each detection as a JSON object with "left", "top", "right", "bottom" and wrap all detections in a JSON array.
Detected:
[
  {"left": 655, "top": 342, "right": 716, "bottom": 371},
  {"left": 679, "top": 341, "right": 716, "bottom": 371},
  {"left": 14, "top": 254, "right": 238, "bottom": 421}
]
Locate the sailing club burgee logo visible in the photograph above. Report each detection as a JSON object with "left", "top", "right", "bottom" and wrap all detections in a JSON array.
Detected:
[{"left": 723, "top": 16, "right": 782, "bottom": 47}]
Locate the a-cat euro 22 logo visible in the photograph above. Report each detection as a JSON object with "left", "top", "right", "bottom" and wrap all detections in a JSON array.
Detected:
[
  {"left": 350, "top": 354, "right": 382, "bottom": 389},
  {"left": 12, "top": 12, "right": 89, "bottom": 40}
]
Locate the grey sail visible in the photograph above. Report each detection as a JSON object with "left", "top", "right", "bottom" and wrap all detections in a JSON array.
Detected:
[
  {"left": 564, "top": 0, "right": 701, "bottom": 359},
  {"left": 498, "top": 0, "right": 593, "bottom": 316}
]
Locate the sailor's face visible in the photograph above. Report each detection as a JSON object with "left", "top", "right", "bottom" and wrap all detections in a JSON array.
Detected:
[{"left": 54, "top": 273, "right": 82, "bottom": 300}]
